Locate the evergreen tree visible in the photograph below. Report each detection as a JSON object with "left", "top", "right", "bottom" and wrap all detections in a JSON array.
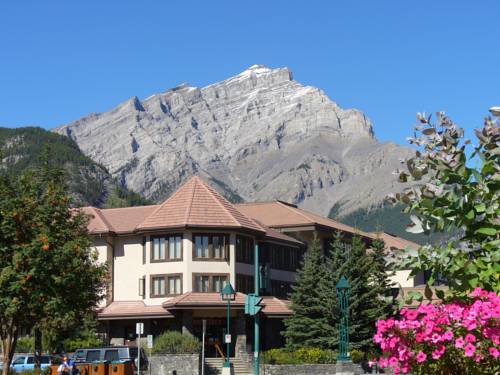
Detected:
[
  {"left": 284, "top": 234, "right": 329, "bottom": 348},
  {"left": 321, "top": 233, "right": 394, "bottom": 352}
]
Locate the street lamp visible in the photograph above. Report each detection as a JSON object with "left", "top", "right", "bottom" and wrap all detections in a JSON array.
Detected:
[
  {"left": 336, "top": 275, "right": 351, "bottom": 362},
  {"left": 221, "top": 281, "right": 236, "bottom": 371}
]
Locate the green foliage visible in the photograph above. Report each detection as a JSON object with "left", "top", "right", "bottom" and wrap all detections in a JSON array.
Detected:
[
  {"left": 152, "top": 331, "right": 200, "bottom": 354},
  {"left": 262, "top": 347, "right": 337, "bottom": 364},
  {"left": 389, "top": 113, "right": 500, "bottom": 294},
  {"left": 0, "top": 126, "right": 148, "bottom": 208},
  {"left": 320, "top": 234, "right": 395, "bottom": 352},
  {"left": 349, "top": 348, "right": 365, "bottom": 364},
  {"left": 15, "top": 337, "right": 34, "bottom": 353},
  {"left": 0, "top": 159, "right": 107, "bottom": 373},
  {"left": 284, "top": 235, "right": 329, "bottom": 348},
  {"left": 330, "top": 203, "right": 449, "bottom": 245}
]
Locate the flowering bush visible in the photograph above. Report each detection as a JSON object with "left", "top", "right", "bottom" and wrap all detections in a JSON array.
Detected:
[{"left": 372, "top": 288, "right": 500, "bottom": 374}]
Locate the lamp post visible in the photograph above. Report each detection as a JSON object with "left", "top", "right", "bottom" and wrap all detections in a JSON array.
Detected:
[
  {"left": 336, "top": 275, "right": 351, "bottom": 361},
  {"left": 221, "top": 281, "right": 236, "bottom": 372}
]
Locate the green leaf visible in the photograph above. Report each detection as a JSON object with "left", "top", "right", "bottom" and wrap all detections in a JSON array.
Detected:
[
  {"left": 424, "top": 285, "right": 433, "bottom": 301},
  {"left": 474, "top": 203, "right": 486, "bottom": 213},
  {"left": 465, "top": 209, "right": 475, "bottom": 220},
  {"left": 475, "top": 227, "right": 498, "bottom": 236},
  {"left": 435, "top": 289, "right": 445, "bottom": 300}
]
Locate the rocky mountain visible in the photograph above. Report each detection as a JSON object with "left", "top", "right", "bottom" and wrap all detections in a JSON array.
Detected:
[{"left": 54, "top": 65, "right": 414, "bottom": 219}]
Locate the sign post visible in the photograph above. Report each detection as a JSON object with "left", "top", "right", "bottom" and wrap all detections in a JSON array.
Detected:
[
  {"left": 136, "top": 322, "right": 144, "bottom": 375},
  {"left": 201, "top": 319, "right": 206, "bottom": 375}
]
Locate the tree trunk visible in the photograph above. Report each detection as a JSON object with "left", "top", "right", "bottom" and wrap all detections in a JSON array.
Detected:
[
  {"left": 34, "top": 328, "right": 42, "bottom": 373},
  {"left": 1, "top": 331, "right": 18, "bottom": 375}
]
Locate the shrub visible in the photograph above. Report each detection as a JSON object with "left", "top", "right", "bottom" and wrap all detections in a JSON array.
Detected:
[
  {"left": 63, "top": 334, "right": 105, "bottom": 352},
  {"left": 262, "top": 347, "right": 336, "bottom": 364},
  {"left": 373, "top": 288, "right": 500, "bottom": 375},
  {"left": 16, "top": 337, "right": 34, "bottom": 353},
  {"left": 152, "top": 331, "right": 200, "bottom": 354},
  {"left": 349, "top": 348, "right": 365, "bottom": 364}
]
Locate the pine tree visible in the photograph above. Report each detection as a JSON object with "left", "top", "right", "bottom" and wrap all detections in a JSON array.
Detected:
[
  {"left": 321, "top": 233, "right": 395, "bottom": 352},
  {"left": 284, "top": 234, "right": 329, "bottom": 348}
]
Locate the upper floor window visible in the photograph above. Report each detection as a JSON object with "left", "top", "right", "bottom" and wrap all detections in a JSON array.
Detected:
[
  {"left": 193, "top": 234, "right": 229, "bottom": 260},
  {"left": 236, "top": 274, "right": 254, "bottom": 294},
  {"left": 151, "top": 235, "right": 183, "bottom": 262},
  {"left": 193, "top": 274, "right": 229, "bottom": 293},
  {"left": 151, "top": 276, "right": 166, "bottom": 297},
  {"left": 151, "top": 274, "right": 182, "bottom": 297},
  {"left": 261, "top": 243, "right": 302, "bottom": 271},
  {"left": 236, "top": 235, "right": 254, "bottom": 264}
]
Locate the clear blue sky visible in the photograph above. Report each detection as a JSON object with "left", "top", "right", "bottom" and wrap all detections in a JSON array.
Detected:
[{"left": 1, "top": 1, "right": 498, "bottom": 144}]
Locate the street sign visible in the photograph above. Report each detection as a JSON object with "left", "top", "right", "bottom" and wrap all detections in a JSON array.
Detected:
[
  {"left": 224, "top": 334, "right": 231, "bottom": 344},
  {"left": 245, "top": 293, "right": 263, "bottom": 316},
  {"left": 136, "top": 322, "right": 144, "bottom": 335},
  {"left": 147, "top": 334, "right": 153, "bottom": 349}
]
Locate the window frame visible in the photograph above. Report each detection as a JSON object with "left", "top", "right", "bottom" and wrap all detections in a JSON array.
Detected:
[
  {"left": 235, "top": 235, "right": 254, "bottom": 264},
  {"left": 150, "top": 234, "right": 183, "bottom": 263},
  {"left": 192, "top": 273, "right": 230, "bottom": 293},
  {"left": 192, "top": 233, "right": 230, "bottom": 262},
  {"left": 150, "top": 273, "right": 183, "bottom": 298}
]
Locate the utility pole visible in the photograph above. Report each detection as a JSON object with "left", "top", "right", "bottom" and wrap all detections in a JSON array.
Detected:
[{"left": 254, "top": 244, "right": 260, "bottom": 375}]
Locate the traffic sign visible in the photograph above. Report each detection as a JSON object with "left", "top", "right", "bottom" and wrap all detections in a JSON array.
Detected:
[
  {"left": 147, "top": 334, "right": 153, "bottom": 349},
  {"left": 136, "top": 322, "right": 144, "bottom": 335},
  {"left": 245, "top": 294, "right": 263, "bottom": 316},
  {"left": 224, "top": 334, "right": 231, "bottom": 344}
]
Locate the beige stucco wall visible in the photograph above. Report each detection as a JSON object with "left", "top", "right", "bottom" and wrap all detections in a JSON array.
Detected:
[{"left": 93, "top": 230, "right": 243, "bottom": 307}]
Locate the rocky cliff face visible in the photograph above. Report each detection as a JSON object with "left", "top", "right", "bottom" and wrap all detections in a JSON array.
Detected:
[{"left": 54, "top": 65, "right": 413, "bottom": 217}]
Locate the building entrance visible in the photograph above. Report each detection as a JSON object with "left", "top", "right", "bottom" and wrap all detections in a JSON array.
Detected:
[{"left": 193, "top": 318, "right": 235, "bottom": 358}]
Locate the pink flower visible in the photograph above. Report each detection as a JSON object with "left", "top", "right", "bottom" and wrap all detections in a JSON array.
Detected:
[
  {"left": 388, "top": 356, "right": 399, "bottom": 367},
  {"left": 489, "top": 347, "right": 500, "bottom": 359},
  {"left": 464, "top": 343, "right": 476, "bottom": 357},
  {"left": 455, "top": 337, "right": 465, "bottom": 348},
  {"left": 416, "top": 351, "right": 427, "bottom": 363},
  {"left": 432, "top": 345, "right": 446, "bottom": 360},
  {"left": 443, "top": 331, "right": 454, "bottom": 341},
  {"left": 406, "top": 310, "right": 418, "bottom": 320},
  {"left": 465, "top": 333, "right": 476, "bottom": 343}
]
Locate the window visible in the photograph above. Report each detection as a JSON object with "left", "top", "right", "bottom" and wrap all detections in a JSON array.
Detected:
[
  {"left": 194, "top": 275, "right": 210, "bottom": 292},
  {"left": 212, "top": 275, "right": 226, "bottom": 293},
  {"left": 40, "top": 357, "right": 50, "bottom": 364},
  {"left": 26, "top": 357, "right": 34, "bottom": 364},
  {"left": 13, "top": 357, "right": 25, "bottom": 365},
  {"left": 271, "top": 279, "right": 293, "bottom": 299},
  {"left": 104, "top": 350, "right": 119, "bottom": 362},
  {"left": 193, "top": 234, "right": 229, "bottom": 260},
  {"left": 151, "top": 276, "right": 166, "bottom": 297},
  {"left": 193, "top": 274, "right": 228, "bottom": 293},
  {"left": 74, "top": 351, "right": 85, "bottom": 361},
  {"left": 142, "top": 237, "right": 146, "bottom": 264},
  {"left": 151, "top": 235, "right": 183, "bottom": 262},
  {"left": 236, "top": 274, "right": 254, "bottom": 294},
  {"left": 151, "top": 274, "right": 182, "bottom": 297},
  {"left": 167, "top": 275, "right": 182, "bottom": 295},
  {"left": 263, "top": 244, "right": 302, "bottom": 271},
  {"left": 86, "top": 350, "right": 100, "bottom": 362},
  {"left": 236, "top": 235, "right": 254, "bottom": 264},
  {"left": 138, "top": 276, "right": 145, "bottom": 298}
]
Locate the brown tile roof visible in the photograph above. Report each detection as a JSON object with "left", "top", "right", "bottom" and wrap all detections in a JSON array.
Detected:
[
  {"left": 161, "top": 292, "right": 293, "bottom": 317},
  {"left": 136, "top": 176, "right": 265, "bottom": 234},
  {"left": 97, "top": 301, "right": 173, "bottom": 320},
  {"left": 162, "top": 292, "right": 247, "bottom": 308},
  {"left": 261, "top": 296, "right": 292, "bottom": 317},
  {"left": 236, "top": 201, "right": 374, "bottom": 238},
  {"left": 374, "top": 232, "right": 420, "bottom": 251}
]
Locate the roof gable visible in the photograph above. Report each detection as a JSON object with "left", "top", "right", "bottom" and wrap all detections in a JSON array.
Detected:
[{"left": 136, "top": 176, "right": 265, "bottom": 233}]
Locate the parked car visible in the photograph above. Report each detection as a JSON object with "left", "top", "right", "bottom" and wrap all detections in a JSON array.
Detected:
[
  {"left": 71, "top": 347, "right": 148, "bottom": 370},
  {"left": 10, "top": 355, "right": 55, "bottom": 372}
]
